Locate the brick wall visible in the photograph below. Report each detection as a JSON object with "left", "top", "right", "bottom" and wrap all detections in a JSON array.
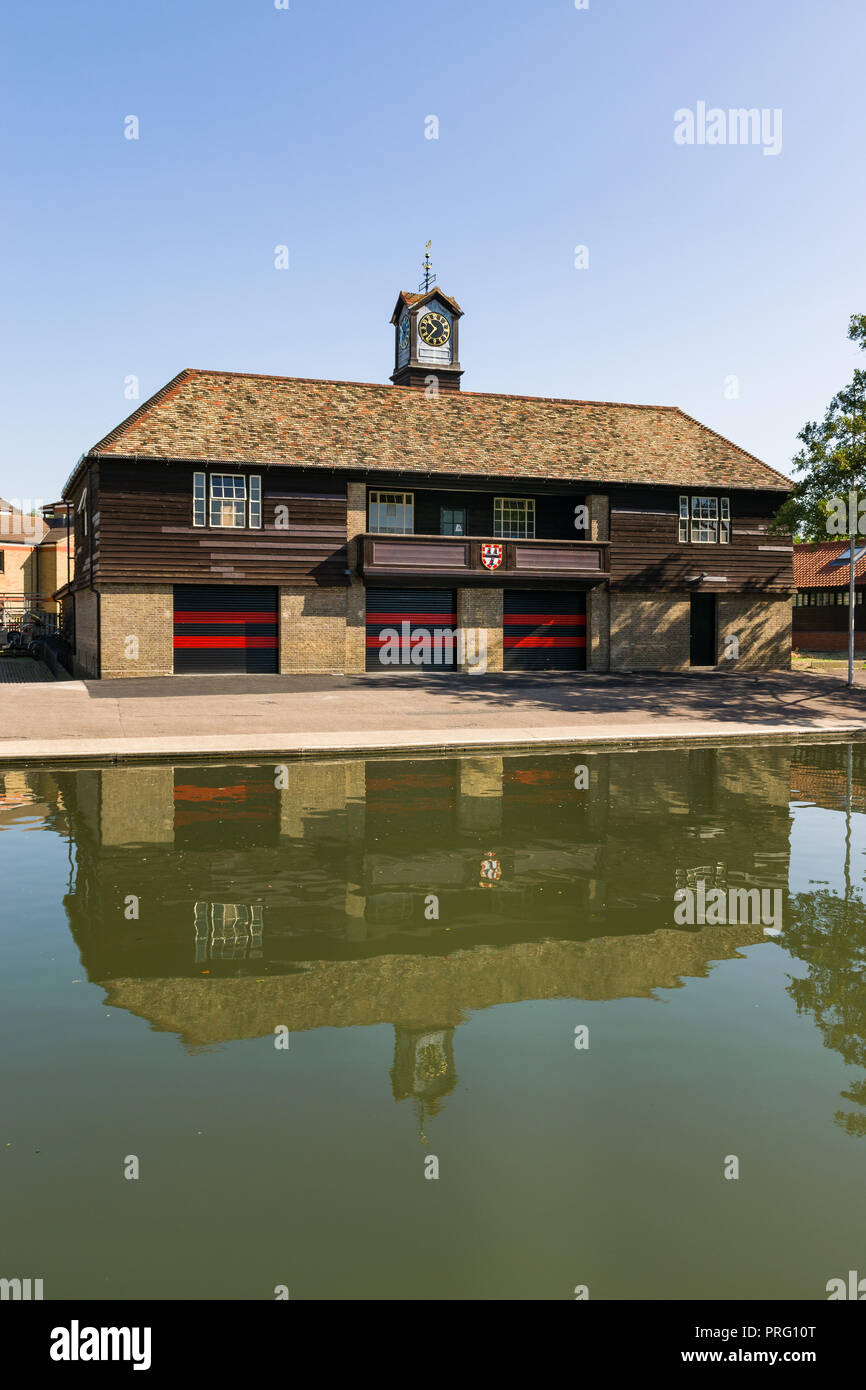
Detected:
[
  {"left": 280, "top": 585, "right": 348, "bottom": 672},
  {"left": 611, "top": 591, "right": 792, "bottom": 671},
  {"left": 587, "top": 493, "right": 610, "bottom": 542},
  {"left": 99, "top": 585, "right": 174, "bottom": 678},
  {"left": 587, "top": 584, "right": 610, "bottom": 671},
  {"left": 717, "top": 595, "right": 792, "bottom": 670},
  {"left": 793, "top": 630, "right": 866, "bottom": 652},
  {"left": 610, "top": 592, "right": 691, "bottom": 670},
  {"left": 457, "top": 586, "right": 503, "bottom": 672},
  {"left": 345, "top": 483, "right": 366, "bottom": 673}
]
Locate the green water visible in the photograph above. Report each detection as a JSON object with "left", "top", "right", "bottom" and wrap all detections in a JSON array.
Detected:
[{"left": 2, "top": 743, "right": 866, "bottom": 1300}]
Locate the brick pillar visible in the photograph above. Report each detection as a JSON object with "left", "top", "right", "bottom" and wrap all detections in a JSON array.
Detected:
[
  {"left": 346, "top": 482, "right": 366, "bottom": 673},
  {"left": 587, "top": 585, "right": 610, "bottom": 672},
  {"left": 587, "top": 493, "right": 610, "bottom": 541},
  {"left": 457, "top": 587, "right": 503, "bottom": 672}
]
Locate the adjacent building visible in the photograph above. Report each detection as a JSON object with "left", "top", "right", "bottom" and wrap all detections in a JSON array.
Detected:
[
  {"left": 57, "top": 282, "right": 794, "bottom": 679},
  {"left": 0, "top": 498, "right": 71, "bottom": 625},
  {"left": 792, "top": 540, "right": 866, "bottom": 653}
]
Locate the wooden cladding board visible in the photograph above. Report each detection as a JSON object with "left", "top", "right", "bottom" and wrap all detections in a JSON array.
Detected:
[
  {"left": 94, "top": 464, "right": 349, "bottom": 586},
  {"left": 513, "top": 544, "right": 603, "bottom": 572},
  {"left": 609, "top": 490, "right": 792, "bottom": 593},
  {"left": 370, "top": 539, "right": 470, "bottom": 569}
]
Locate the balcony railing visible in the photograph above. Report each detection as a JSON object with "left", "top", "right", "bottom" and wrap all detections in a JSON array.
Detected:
[{"left": 357, "top": 533, "right": 610, "bottom": 583}]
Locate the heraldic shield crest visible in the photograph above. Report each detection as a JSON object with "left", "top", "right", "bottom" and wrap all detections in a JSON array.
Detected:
[{"left": 481, "top": 543, "right": 503, "bottom": 571}]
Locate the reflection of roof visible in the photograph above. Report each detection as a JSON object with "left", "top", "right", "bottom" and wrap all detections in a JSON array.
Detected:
[
  {"left": 72, "top": 369, "right": 792, "bottom": 492},
  {"left": 790, "top": 764, "right": 866, "bottom": 813},
  {"left": 100, "top": 923, "right": 767, "bottom": 1047},
  {"left": 794, "top": 540, "right": 866, "bottom": 589}
]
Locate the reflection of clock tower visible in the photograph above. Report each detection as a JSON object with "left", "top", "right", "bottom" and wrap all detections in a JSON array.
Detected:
[{"left": 390, "top": 247, "right": 463, "bottom": 391}]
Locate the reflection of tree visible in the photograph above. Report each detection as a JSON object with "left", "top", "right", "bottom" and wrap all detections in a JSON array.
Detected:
[{"left": 785, "top": 889, "right": 866, "bottom": 1136}]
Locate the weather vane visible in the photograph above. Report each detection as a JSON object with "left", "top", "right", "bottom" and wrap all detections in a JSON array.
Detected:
[{"left": 419, "top": 241, "right": 436, "bottom": 293}]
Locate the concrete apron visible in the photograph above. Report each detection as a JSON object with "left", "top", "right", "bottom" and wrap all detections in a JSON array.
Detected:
[{"left": 2, "top": 721, "right": 866, "bottom": 767}]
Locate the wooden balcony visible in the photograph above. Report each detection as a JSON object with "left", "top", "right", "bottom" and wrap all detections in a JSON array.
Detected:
[{"left": 357, "top": 533, "right": 610, "bottom": 585}]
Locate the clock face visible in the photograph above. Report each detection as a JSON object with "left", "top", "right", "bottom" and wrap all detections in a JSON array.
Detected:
[
  {"left": 398, "top": 314, "right": 410, "bottom": 351},
  {"left": 418, "top": 310, "right": 450, "bottom": 348}
]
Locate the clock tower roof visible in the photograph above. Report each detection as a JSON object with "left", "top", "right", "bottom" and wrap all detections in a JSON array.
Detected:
[{"left": 390, "top": 287, "right": 463, "bottom": 326}]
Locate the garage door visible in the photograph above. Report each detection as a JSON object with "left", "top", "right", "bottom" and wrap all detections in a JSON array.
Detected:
[
  {"left": 173, "top": 585, "right": 279, "bottom": 674},
  {"left": 503, "top": 590, "right": 586, "bottom": 671},
  {"left": 366, "top": 589, "right": 458, "bottom": 671}
]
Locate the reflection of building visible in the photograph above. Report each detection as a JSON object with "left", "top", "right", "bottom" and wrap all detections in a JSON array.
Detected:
[
  {"left": 791, "top": 744, "right": 866, "bottom": 813},
  {"left": 391, "top": 1025, "right": 458, "bottom": 1123},
  {"left": 44, "top": 745, "right": 795, "bottom": 1050},
  {"left": 0, "top": 769, "right": 67, "bottom": 833}
]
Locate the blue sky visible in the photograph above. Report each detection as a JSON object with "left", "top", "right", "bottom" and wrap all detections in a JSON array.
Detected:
[{"left": 2, "top": 0, "right": 865, "bottom": 502}]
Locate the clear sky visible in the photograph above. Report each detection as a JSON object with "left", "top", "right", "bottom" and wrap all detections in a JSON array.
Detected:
[{"left": 2, "top": 0, "right": 865, "bottom": 504}]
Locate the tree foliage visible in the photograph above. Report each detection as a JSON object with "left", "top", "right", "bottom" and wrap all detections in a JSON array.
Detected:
[{"left": 773, "top": 314, "right": 866, "bottom": 541}]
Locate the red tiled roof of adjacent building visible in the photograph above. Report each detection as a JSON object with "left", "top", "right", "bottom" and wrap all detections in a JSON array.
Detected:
[
  {"left": 794, "top": 540, "right": 866, "bottom": 589},
  {"left": 77, "top": 368, "right": 792, "bottom": 494}
]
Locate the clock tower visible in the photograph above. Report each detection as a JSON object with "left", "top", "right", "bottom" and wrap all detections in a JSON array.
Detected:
[{"left": 390, "top": 249, "right": 463, "bottom": 391}]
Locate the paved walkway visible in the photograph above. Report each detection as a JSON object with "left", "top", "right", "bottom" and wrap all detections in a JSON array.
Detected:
[
  {"left": 3, "top": 669, "right": 866, "bottom": 764},
  {"left": 0, "top": 657, "right": 55, "bottom": 684}
]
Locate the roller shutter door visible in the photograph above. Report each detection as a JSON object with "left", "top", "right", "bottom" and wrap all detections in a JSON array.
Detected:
[
  {"left": 503, "top": 590, "right": 586, "bottom": 671},
  {"left": 173, "top": 585, "right": 279, "bottom": 674},
  {"left": 366, "top": 589, "right": 458, "bottom": 672}
]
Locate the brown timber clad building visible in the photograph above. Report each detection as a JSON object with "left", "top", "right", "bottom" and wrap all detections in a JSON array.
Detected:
[{"left": 58, "top": 285, "right": 794, "bottom": 679}]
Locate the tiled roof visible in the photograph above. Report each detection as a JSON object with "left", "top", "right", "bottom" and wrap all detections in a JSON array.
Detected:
[
  {"left": 392, "top": 289, "right": 463, "bottom": 320},
  {"left": 794, "top": 540, "right": 866, "bottom": 588},
  {"left": 81, "top": 369, "right": 791, "bottom": 493}
]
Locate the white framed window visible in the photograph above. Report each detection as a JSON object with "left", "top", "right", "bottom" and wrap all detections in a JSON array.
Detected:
[
  {"left": 249, "top": 475, "right": 262, "bottom": 529},
  {"left": 78, "top": 488, "right": 88, "bottom": 537},
  {"left": 494, "top": 497, "right": 535, "bottom": 539},
  {"left": 369, "top": 491, "right": 413, "bottom": 534},
  {"left": 678, "top": 495, "right": 730, "bottom": 544},
  {"left": 720, "top": 496, "right": 730, "bottom": 544},
  {"left": 193, "top": 472, "right": 206, "bottom": 527},
  {"left": 678, "top": 495, "right": 689, "bottom": 543},
  {"left": 691, "top": 495, "right": 718, "bottom": 544},
  {"left": 205, "top": 473, "right": 262, "bottom": 528}
]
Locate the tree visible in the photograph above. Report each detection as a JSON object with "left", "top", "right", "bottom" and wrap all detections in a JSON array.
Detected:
[{"left": 773, "top": 314, "right": 866, "bottom": 541}]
